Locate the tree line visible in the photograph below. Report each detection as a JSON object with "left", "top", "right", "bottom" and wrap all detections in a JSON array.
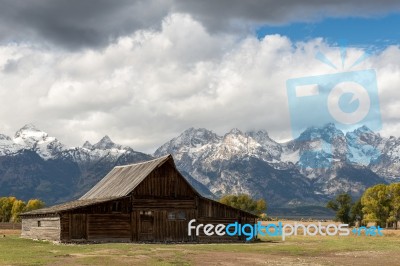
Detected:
[
  {"left": 0, "top": 196, "right": 45, "bottom": 223},
  {"left": 219, "top": 194, "right": 267, "bottom": 216},
  {"left": 327, "top": 183, "right": 400, "bottom": 228}
]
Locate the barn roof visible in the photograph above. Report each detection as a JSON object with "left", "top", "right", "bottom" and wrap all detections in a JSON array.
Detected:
[
  {"left": 20, "top": 197, "right": 119, "bottom": 216},
  {"left": 21, "top": 154, "right": 258, "bottom": 218},
  {"left": 80, "top": 154, "right": 173, "bottom": 200}
]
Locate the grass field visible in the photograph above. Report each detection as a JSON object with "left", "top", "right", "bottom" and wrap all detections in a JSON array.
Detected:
[{"left": 1, "top": 229, "right": 400, "bottom": 265}]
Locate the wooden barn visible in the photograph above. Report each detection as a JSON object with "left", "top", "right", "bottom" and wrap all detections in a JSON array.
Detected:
[{"left": 20, "top": 155, "right": 258, "bottom": 243}]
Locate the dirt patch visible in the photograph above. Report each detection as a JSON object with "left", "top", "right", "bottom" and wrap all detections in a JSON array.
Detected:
[{"left": 0, "top": 229, "right": 20, "bottom": 236}]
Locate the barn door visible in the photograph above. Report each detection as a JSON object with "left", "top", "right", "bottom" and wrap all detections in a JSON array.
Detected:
[
  {"left": 71, "top": 214, "right": 87, "bottom": 239},
  {"left": 139, "top": 211, "right": 154, "bottom": 241}
]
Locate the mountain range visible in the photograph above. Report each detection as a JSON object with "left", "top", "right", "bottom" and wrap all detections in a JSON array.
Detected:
[{"left": 1, "top": 124, "right": 399, "bottom": 216}]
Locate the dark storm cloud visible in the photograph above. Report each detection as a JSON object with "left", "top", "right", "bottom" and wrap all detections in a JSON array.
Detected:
[
  {"left": 0, "top": 0, "right": 400, "bottom": 49},
  {"left": 0, "top": 0, "right": 172, "bottom": 49},
  {"left": 173, "top": 0, "right": 400, "bottom": 31}
]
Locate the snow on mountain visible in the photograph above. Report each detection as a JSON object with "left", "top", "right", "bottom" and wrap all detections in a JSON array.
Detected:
[
  {"left": 1, "top": 124, "right": 134, "bottom": 162},
  {"left": 370, "top": 135, "right": 400, "bottom": 181},
  {"left": 155, "top": 124, "right": 393, "bottom": 205},
  {"left": 1, "top": 123, "right": 398, "bottom": 206},
  {"left": 0, "top": 124, "right": 153, "bottom": 205},
  {"left": 68, "top": 135, "right": 131, "bottom": 164},
  {"left": 345, "top": 125, "right": 385, "bottom": 166},
  {"left": 0, "top": 133, "right": 22, "bottom": 156},
  {"left": 13, "top": 124, "right": 66, "bottom": 159},
  {"left": 0, "top": 124, "right": 65, "bottom": 158}
]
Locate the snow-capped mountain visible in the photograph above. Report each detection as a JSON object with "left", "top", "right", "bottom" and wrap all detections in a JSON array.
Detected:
[
  {"left": 0, "top": 124, "right": 143, "bottom": 163},
  {"left": 13, "top": 124, "right": 66, "bottom": 159},
  {"left": 0, "top": 124, "right": 153, "bottom": 204},
  {"left": 0, "top": 123, "right": 399, "bottom": 209},
  {"left": 0, "top": 124, "right": 63, "bottom": 158},
  {"left": 371, "top": 135, "right": 400, "bottom": 181},
  {"left": 155, "top": 123, "right": 397, "bottom": 206}
]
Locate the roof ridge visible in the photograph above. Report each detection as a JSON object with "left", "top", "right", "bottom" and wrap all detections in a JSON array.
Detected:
[
  {"left": 114, "top": 154, "right": 171, "bottom": 168},
  {"left": 79, "top": 154, "right": 173, "bottom": 200}
]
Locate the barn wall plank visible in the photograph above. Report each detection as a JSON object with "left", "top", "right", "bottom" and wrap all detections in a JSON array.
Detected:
[{"left": 21, "top": 216, "right": 60, "bottom": 241}]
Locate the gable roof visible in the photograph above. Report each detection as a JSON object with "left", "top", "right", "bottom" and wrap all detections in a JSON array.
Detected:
[
  {"left": 21, "top": 155, "right": 176, "bottom": 216},
  {"left": 21, "top": 154, "right": 258, "bottom": 218},
  {"left": 80, "top": 154, "right": 174, "bottom": 200}
]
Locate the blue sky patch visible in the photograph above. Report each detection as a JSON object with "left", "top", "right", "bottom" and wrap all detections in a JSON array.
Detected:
[{"left": 256, "top": 14, "right": 400, "bottom": 49}]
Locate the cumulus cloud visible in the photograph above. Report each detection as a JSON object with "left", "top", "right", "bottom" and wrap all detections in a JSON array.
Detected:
[{"left": 0, "top": 13, "right": 399, "bottom": 152}]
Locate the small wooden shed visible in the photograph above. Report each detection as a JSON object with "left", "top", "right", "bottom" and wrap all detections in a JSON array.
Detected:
[{"left": 20, "top": 155, "right": 257, "bottom": 242}]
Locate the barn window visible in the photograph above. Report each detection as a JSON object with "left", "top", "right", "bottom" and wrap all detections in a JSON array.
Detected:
[
  {"left": 112, "top": 202, "right": 122, "bottom": 212},
  {"left": 177, "top": 211, "right": 186, "bottom": 220},
  {"left": 140, "top": 211, "right": 153, "bottom": 216},
  {"left": 168, "top": 212, "right": 176, "bottom": 220},
  {"left": 37, "top": 221, "right": 41, "bottom": 227},
  {"left": 168, "top": 211, "right": 186, "bottom": 220}
]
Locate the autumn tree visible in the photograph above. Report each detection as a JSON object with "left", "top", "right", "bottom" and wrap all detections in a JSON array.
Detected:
[
  {"left": 0, "top": 197, "right": 45, "bottom": 223},
  {"left": 11, "top": 200, "right": 26, "bottom": 223},
  {"left": 24, "top": 199, "right": 45, "bottom": 212},
  {"left": 219, "top": 194, "right": 267, "bottom": 216},
  {"left": 361, "top": 184, "right": 390, "bottom": 227},
  {"left": 0, "top": 197, "right": 16, "bottom": 222},
  {"left": 387, "top": 183, "right": 400, "bottom": 229}
]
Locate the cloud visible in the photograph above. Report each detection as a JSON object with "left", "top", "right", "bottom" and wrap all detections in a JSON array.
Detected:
[
  {"left": 0, "top": 13, "right": 399, "bottom": 152},
  {"left": 0, "top": 0, "right": 173, "bottom": 50},
  {"left": 1, "top": 0, "right": 400, "bottom": 49},
  {"left": 173, "top": 0, "right": 400, "bottom": 31}
]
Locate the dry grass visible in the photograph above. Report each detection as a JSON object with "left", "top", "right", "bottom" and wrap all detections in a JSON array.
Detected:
[{"left": 1, "top": 227, "right": 400, "bottom": 265}]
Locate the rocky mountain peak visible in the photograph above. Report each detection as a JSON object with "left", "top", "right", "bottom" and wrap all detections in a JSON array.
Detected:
[
  {"left": 0, "top": 134, "right": 11, "bottom": 141},
  {"left": 14, "top": 124, "right": 48, "bottom": 139},
  {"left": 246, "top": 130, "right": 275, "bottom": 144},
  {"left": 11, "top": 124, "right": 65, "bottom": 159},
  {"left": 19, "top": 123, "right": 40, "bottom": 131},
  {"left": 93, "top": 135, "right": 117, "bottom": 150},
  {"left": 354, "top": 125, "right": 373, "bottom": 134},
  {"left": 228, "top": 128, "right": 243, "bottom": 135},
  {"left": 297, "top": 123, "right": 344, "bottom": 143},
  {"left": 82, "top": 141, "right": 93, "bottom": 149},
  {"left": 351, "top": 125, "right": 382, "bottom": 144},
  {"left": 177, "top": 128, "right": 219, "bottom": 146}
]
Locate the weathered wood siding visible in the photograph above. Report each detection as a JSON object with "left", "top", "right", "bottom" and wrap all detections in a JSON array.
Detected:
[
  {"left": 132, "top": 199, "right": 196, "bottom": 209},
  {"left": 60, "top": 213, "right": 69, "bottom": 240},
  {"left": 21, "top": 216, "right": 60, "bottom": 241},
  {"left": 130, "top": 209, "right": 197, "bottom": 242},
  {"left": 128, "top": 160, "right": 199, "bottom": 242},
  {"left": 198, "top": 198, "right": 242, "bottom": 218},
  {"left": 87, "top": 214, "right": 130, "bottom": 241},
  {"left": 132, "top": 161, "right": 196, "bottom": 199},
  {"left": 59, "top": 198, "right": 131, "bottom": 242},
  {"left": 196, "top": 198, "right": 257, "bottom": 242}
]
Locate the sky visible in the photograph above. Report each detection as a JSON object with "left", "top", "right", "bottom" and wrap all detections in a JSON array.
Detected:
[{"left": 0, "top": 0, "right": 400, "bottom": 153}]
